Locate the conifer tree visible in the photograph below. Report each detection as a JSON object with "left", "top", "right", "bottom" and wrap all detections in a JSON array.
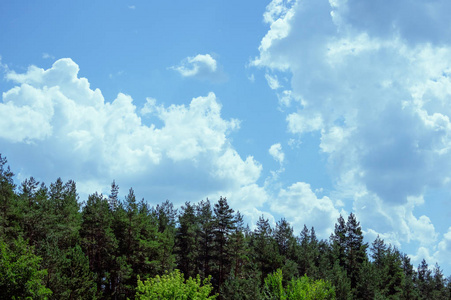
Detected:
[
  {"left": 18, "top": 177, "right": 41, "bottom": 244},
  {"left": 108, "top": 180, "right": 119, "bottom": 211},
  {"left": 212, "top": 197, "right": 236, "bottom": 289},
  {"left": 228, "top": 211, "right": 248, "bottom": 278},
  {"left": 0, "top": 155, "right": 16, "bottom": 238},
  {"left": 176, "top": 202, "right": 199, "bottom": 279},
  {"left": 152, "top": 199, "right": 177, "bottom": 274},
  {"left": 380, "top": 247, "right": 404, "bottom": 299},
  {"left": 330, "top": 215, "right": 347, "bottom": 269},
  {"left": 417, "top": 259, "right": 433, "bottom": 299},
  {"left": 432, "top": 263, "right": 448, "bottom": 299},
  {"left": 250, "top": 216, "right": 281, "bottom": 284},
  {"left": 274, "top": 218, "right": 297, "bottom": 260},
  {"left": 345, "top": 213, "right": 368, "bottom": 296},
  {"left": 80, "top": 192, "right": 118, "bottom": 295},
  {"left": 298, "top": 225, "right": 316, "bottom": 277},
  {"left": 197, "top": 199, "right": 215, "bottom": 279},
  {"left": 401, "top": 253, "right": 419, "bottom": 300}
]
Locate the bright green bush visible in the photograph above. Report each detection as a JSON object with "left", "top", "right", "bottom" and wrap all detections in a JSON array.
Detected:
[
  {"left": 135, "top": 269, "right": 217, "bottom": 300},
  {"left": 0, "top": 238, "right": 52, "bottom": 299},
  {"left": 264, "top": 269, "right": 335, "bottom": 300}
]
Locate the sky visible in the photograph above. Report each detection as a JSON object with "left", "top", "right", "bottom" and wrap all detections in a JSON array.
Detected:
[{"left": 1, "top": 0, "right": 451, "bottom": 274}]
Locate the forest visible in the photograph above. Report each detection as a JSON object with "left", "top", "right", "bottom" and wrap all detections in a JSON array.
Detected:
[{"left": 1, "top": 153, "right": 450, "bottom": 300}]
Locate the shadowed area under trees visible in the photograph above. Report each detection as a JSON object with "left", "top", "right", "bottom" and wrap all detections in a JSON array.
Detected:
[{"left": 0, "top": 154, "right": 450, "bottom": 299}]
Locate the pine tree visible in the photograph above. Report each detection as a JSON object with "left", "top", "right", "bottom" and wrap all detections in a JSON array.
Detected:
[
  {"left": 330, "top": 214, "right": 347, "bottom": 269},
  {"left": 298, "top": 225, "right": 315, "bottom": 277},
  {"left": 401, "top": 253, "right": 419, "bottom": 300},
  {"left": 110, "top": 196, "right": 134, "bottom": 298},
  {"left": 345, "top": 213, "right": 368, "bottom": 297},
  {"left": 371, "top": 235, "right": 387, "bottom": 269},
  {"left": 221, "top": 214, "right": 262, "bottom": 300},
  {"left": 370, "top": 235, "right": 387, "bottom": 296},
  {"left": 316, "top": 239, "right": 333, "bottom": 281},
  {"left": 196, "top": 199, "right": 215, "bottom": 280},
  {"left": 46, "top": 178, "right": 81, "bottom": 249},
  {"left": 274, "top": 218, "right": 297, "bottom": 260},
  {"left": 417, "top": 259, "right": 433, "bottom": 300},
  {"left": 34, "top": 178, "right": 83, "bottom": 296},
  {"left": 380, "top": 247, "right": 404, "bottom": 299},
  {"left": 250, "top": 216, "right": 281, "bottom": 285},
  {"left": 273, "top": 219, "right": 299, "bottom": 282},
  {"left": 432, "top": 263, "right": 448, "bottom": 300},
  {"left": 356, "top": 260, "right": 376, "bottom": 300},
  {"left": 18, "top": 177, "right": 41, "bottom": 244},
  {"left": 228, "top": 211, "right": 248, "bottom": 279},
  {"left": 212, "top": 197, "right": 236, "bottom": 289},
  {"left": 108, "top": 180, "right": 119, "bottom": 211},
  {"left": 176, "top": 202, "right": 199, "bottom": 279},
  {"left": 80, "top": 192, "right": 118, "bottom": 295},
  {"left": 48, "top": 244, "right": 97, "bottom": 299},
  {"left": 152, "top": 199, "right": 177, "bottom": 274},
  {"left": 0, "top": 154, "right": 16, "bottom": 239}
]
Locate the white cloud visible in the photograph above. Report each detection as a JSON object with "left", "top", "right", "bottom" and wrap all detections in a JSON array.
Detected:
[
  {"left": 140, "top": 97, "right": 157, "bottom": 115},
  {"left": 253, "top": 0, "right": 451, "bottom": 266},
  {"left": 252, "top": 0, "right": 296, "bottom": 70},
  {"left": 437, "top": 227, "right": 451, "bottom": 262},
  {"left": 277, "top": 90, "right": 299, "bottom": 108},
  {"left": 271, "top": 182, "right": 341, "bottom": 238},
  {"left": 287, "top": 112, "right": 323, "bottom": 134},
  {"left": 265, "top": 73, "right": 282, "bottom": 90},
  {"left": 269, "top": 143, "right": 284, "bottom": 164},
  {"left": 171, "top": 54, "right": 225, "bottom": 81},
  {"left": 0, "top": 59, "right": 263, "bottom": 219}
]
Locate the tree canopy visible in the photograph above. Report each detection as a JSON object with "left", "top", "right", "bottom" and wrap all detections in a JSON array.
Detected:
[{"left": 0, "top": 154, "right": 450, "bottom": 299}]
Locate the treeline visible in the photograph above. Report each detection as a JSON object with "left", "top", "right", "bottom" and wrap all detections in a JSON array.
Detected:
[{"left": 0, "top": 154, "right": 450, "bottom": 299}]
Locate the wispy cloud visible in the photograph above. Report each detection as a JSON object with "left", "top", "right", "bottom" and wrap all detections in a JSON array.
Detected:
[
  {"left": 42, "top": 53, "right": 54, "bottom": 59},
  {"left": 171, "top": 54, "right": 226, "bottom": 82},
  {"left": 265, "top": 73, "right": 282, "bottom": 90}
]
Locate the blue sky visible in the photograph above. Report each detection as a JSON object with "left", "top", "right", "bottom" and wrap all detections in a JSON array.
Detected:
[{"left": 2, "top": 0, "right": 451, "bottom": 274}]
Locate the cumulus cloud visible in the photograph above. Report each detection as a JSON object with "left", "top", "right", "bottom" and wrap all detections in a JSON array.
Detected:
[
  {"left": 437, "top": 227, "right": 451, "bottom": 262},
  {"left": 0, "top": 59, "right": 262, "bottom": 216},
  {"left": 171, "top": 54, "right": 225, "bottom": 81},
  {"left": 271, "top": 182, "right": 341, "bottom": 237},
  {"left": 253, "top": 0, "right": 451, "bottom": 267}
]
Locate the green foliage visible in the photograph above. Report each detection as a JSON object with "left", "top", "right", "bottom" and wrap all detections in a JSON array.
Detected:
[
  {"left": 135, "top": 269, "right": 217, "bottom": 300},
  {"left": 1, "top": 152, "right": 451, "bottom": 300},
  {"left": 176, "top": 202, "right": 199, "bottom": 279},
  {"left": 220, "top": 266, "right": 263, "bottom": 300},
  {"left": 80, "top": 192, "right": 118, "bottom": 295},
  {"left": 0, "top": 154, "right": 17, "bottom": 239},
  {"left": 51, "top": 244, "right": 97, "bottom": 299},
  {"left": 263, "top": 269, "right": 335, "bottom": 300},
  {"left": 196, "top": 199, "right": 215, "bottom": 280},
  {"left": 286, "top": 276, "right": 335, "bottom": 300},
  {"left": 0, "top": 237, "right": 52, "bottom": 299},
  {"left": 250, "top": 216, "right": 281, "bottom": 284},
  {"left": 212, "top": 197, "right": 236, "bottom": 289}
]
